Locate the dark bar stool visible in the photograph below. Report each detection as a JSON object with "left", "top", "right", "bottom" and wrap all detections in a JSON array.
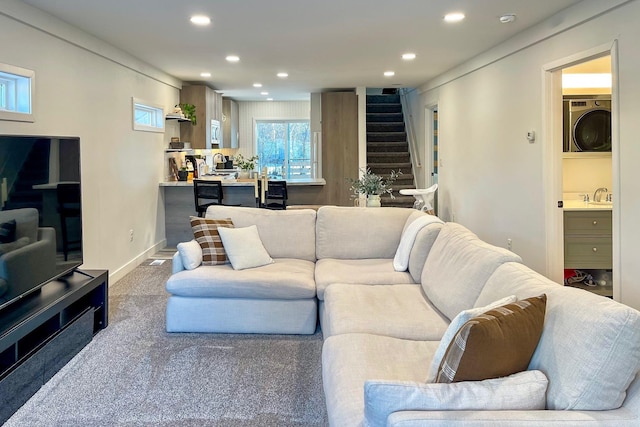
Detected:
[
  {"left": 56, "top": 182, "right": 82, "bottom": 260},
  {"left": 257, "top": 180, "right": 288, "bottom": 210},
  {"left": 193, "top": 179, "right": 239, "bottom": 217}
]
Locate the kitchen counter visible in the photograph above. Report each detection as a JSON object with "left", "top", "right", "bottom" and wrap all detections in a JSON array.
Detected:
[
  {"left": 160, "top": 178, "right": 326, "bottom": 187},
  {"left": 563, "top": 200, "right": 612, "bottom": 211},
  {"left": 161, "top": 177, "right": 327, "bottom": 246}
]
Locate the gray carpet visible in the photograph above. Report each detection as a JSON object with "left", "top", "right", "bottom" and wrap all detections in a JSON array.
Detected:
[{"left": 5, "top": 260, "right": 328, "bottom": 426}]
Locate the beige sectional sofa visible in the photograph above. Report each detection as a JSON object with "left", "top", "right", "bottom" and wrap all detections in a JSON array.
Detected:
[{"left": 165, "top": 206, "right": 640, "bottom": 426}]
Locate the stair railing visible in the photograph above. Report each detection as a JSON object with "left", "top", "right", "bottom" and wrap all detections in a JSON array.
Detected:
[{"left": 398, "top": 88, "right": 422, "bottom": 175}]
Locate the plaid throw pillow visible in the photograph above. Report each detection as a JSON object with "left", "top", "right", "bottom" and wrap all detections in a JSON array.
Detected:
[
  {"left": 436, "top": 294, "right": 547, "bottom": 383},
  {"left": 0, "top": 220, "right": 17, "bottom": 243},
  {"left": 190, "top": 216, "right": 234, "bottom": 265}
]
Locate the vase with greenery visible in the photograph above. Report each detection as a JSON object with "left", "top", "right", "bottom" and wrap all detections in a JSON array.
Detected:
[
  {"left": 178, "top": 103, "right": 197, "bottom": 125},
  {"left": 235, "top": 154, "right": 259, "bottom": 178},
  {"left": 348, "top": 167, "right": 402, "bottom": 206}
]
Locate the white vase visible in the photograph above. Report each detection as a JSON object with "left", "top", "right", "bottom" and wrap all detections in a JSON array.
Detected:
[
  {"left": 238, "top": 170, "right": 250, "bottom": 179},
  {"left": 366, "top": 194, "right": 381, "bottom": 207}
]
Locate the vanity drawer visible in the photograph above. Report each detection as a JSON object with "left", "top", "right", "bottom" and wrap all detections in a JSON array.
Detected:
[
  {"left": 564, "top": 211, "right": 612, "bottom": 235},
  {"left": 564, "top": 237, "right": 612, "bottom": 269}
]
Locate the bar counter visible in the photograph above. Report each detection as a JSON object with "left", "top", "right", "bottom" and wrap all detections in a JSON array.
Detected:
[{"left": 161, "top": 178, "right": 326, "bottom": 247}]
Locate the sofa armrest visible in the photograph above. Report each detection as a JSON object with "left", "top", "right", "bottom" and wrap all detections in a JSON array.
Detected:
[
  {"left": 387, "top": 408, "right": 639, "bottom": 426},
  {"left": 0, "top": 230, "right": 56, "bottom": 298}
]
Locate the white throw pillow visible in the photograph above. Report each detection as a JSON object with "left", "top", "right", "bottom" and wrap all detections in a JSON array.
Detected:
[
  {"left": 217, "top": 225, "right": 273, "bottom": 270},
  {"left": 364, "top": 370, "right": 548, "bottom": 427},
  {"left": 426, "top": 294, "right": 517, "bottom": 382},
  {"left": 393, "top": 213, "right": 443, "bottom": 271},
  {"left": 176, "top": 239, "right": 203, "bottom": 270}
]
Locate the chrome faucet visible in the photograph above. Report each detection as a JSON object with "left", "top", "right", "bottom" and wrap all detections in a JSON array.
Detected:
[{"left": 593, "top": 187, "right": 608, "bottom": 202}]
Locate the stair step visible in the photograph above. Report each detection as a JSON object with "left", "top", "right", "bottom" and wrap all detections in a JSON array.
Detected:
[
  {"left": 381, "top": 194, "right": 416, "bottom": 208},
  {"left": 367, "top": 141, "right": 409, "bottom": 153},
  {"left": 367, "top": 94, "right": 400, "bottom": 104},
  {"left": 367, "top": 104, "right": 402, "bottom": 114},
  {"left": 366, "top": 112, "right": 404, "bottom": 122},
  {"left": 367, "top": 152, "right": 410, "bottom": 163},
  {"left": 367, "top": 122, "right": 405, "bottom": 133},
  {"left": 367, "top": 132, "right": 407, "bottom": 142}
]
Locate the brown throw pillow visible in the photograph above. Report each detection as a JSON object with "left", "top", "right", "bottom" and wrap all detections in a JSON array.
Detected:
[
  {"left": 436, "top": 294, "right": 547, "bottom": 383},
  {"left": 190, "top": 216, "right": 234, "bottom": 265}
]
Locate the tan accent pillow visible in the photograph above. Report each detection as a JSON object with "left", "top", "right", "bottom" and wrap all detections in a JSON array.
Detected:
[
  {"left": 190, "top": 216, "right": 234, "bottom": 265},
  {"left": 436, "top": 294, "right": 547, "bottom": 383}
]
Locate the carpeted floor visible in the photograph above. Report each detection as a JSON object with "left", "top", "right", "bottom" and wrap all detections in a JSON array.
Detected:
[{"left": 6, "top": 260, "right": 328, "bottom": 426}]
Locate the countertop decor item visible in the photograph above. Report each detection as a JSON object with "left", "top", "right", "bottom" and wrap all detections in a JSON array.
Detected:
[
  {"left": 348, "top": 167, "right": 402, "bottom": 199},
  {"left": 235, "top": 154, "right": 259, "bottom": 178}
]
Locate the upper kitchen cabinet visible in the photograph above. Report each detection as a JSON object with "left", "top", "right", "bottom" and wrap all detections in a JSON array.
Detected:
[
  {"left": 222, "top": 98, "right": 239, "bottom": 149},
  {"left": 179, "top": 85, "right": 223, "bottom": 149}
]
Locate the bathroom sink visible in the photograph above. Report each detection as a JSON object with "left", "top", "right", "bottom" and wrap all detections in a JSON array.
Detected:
[{"left": 588, "top": 201, "right": 613, "bottom": 206}]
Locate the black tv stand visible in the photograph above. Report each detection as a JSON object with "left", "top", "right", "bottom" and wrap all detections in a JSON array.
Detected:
[{"left": 0, "top": 270, "right": 108, "bottom": 424}]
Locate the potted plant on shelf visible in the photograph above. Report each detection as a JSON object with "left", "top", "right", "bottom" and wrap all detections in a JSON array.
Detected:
[
  {"left": 348, "top": 167, "right": 402, "bottom": 207},
  {"left": 235, "top": 154, "right": 259, "bottom": 179},
  {"left": 177, "top": 166, "right": 189, "bottom": 181},
  {"left": 178, "top": 103, "right": 197, "bottom": 125}
]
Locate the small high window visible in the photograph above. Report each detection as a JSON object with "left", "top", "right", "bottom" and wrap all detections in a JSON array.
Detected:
[
  {"left": 132, "top": 98, "right": 164, "bottom": 132},
  {"left": 0, "top": 63, "right": 34, "bottom": 122}
]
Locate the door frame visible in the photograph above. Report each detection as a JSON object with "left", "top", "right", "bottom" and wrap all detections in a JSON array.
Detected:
[
  {"left": 542, "top": 40, "right": 620, "bottom": 299},
  {"left": 424, "top": 103, "right": 438, "bottom": 188}
]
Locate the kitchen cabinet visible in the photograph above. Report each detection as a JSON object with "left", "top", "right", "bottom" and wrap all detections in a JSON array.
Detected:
[
  {"left": 564, "top": 210, "right": 612, "bottom": 269},
  {"left": 222, "top": 98, "right": 239, "bottom": 149},
  {"left": 321, "top": 91, "right": 358, "bottom": 206},
  {"left": 179, "top": 85, "right": 223, "bottom": 149}
]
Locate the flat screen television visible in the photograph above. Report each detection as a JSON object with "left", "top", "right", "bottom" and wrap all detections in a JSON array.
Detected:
[{"left": 0, "top": 135, "right": 82, "bottom": 311}]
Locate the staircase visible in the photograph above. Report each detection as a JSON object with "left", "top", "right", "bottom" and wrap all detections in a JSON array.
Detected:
[{"left": 366, "top": 94, "right": 415, "bottom": 208}]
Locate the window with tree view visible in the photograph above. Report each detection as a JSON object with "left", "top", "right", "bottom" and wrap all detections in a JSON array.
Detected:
[{"left": 256, "top": 120, "right": 311, "bottom": 180}]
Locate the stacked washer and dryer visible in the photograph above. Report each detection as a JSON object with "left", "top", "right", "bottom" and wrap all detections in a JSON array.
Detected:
[{"left": 563, "top": 97, "right": 612, "bottom": 152}]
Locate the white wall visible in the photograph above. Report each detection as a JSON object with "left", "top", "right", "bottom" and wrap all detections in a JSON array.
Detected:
[
  {"left": 0, "top": 1, "right": 181, "bottom": 283},
  {"left": 413, "top": 0, "right": 640, "bottom": 309},
  {"left": 236, "top": 101, "right": 310, "bottom": 158}
]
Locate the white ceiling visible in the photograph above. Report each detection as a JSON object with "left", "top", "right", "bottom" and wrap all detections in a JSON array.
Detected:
[{"left": 20, "top": 0, "right": 583, "bottom": 101}]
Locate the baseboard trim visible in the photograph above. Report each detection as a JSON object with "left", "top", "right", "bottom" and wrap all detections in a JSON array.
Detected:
[{"left": 108, "top": 239, "right": 167, "bottom": 286}]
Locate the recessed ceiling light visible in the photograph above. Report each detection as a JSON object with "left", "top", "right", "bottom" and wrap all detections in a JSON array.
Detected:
[
  {"left": 402, "top": 53, "right": 416, "bottom": 60},
  {"left": 444, "top": 12, "right": 465, "bottom": 23},
  {"left": 267, "top": 98, "right": 274, "bottom": 101},
  {"left": 277, "top": 72, "right": 289, "bottom": 78},
  {"left": 384, "top": 71, "right": 395, "bottom": 77},
  {"left": 260, "top": 91, "right": 269, "bottom": 95},
  {"left": 253, "top": 83, "right": 262, "bottom": 88},
  {"left": 499, "top": 14, "right": 516, "bottom": 24},
  {"left": 190, "top": 15, "right": 211, "bottom": 26},
  {"left": 200, "top": 72, "right": 211, "bottom": 78},
  {"left": 226, "top": 55, "right": 240, "bottom": 62}
]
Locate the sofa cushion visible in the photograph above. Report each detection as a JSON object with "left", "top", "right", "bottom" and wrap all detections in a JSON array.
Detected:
[
  {"left": 435, "top": 294, "right": 547, "bottom": 383},
  {"left": 206, "top": 206, "right": 317, "bottom": 262},
  {"left": 476, "top": 262, "right": 640, "bottom": 411},
  {"left": 364, "top": 370, "right": 548, "bottom": 427},
  {"left": 316, "top": 206, "right": 414, "bottom": 260},
  {"left": 394, "top": 212, "right": 443, "bottom": 271},
  {"left": 165, "top": 258, "right": 316, "bottom": 299},
  {"left": 315, "top": 258, "right": 414, "bottom": 300},
  {"left": 0, "top": 219, "right": 16, "bottom": 243},
  {"left": 190, "top": 216, "right": 234, "bottom": 265},
  {"left": 322, "top": 333, "right": 438, "bottom": 427},
  {"left": 420, "top": 222, "right": 522, "bottom": 321},
  {"left": 322, "top": 284, "right": 449, "bottom": 340},
  {"left": 426, "top": 294, "right": 517, "bottom": 382},
  {"left": 176, "top": 239, "right": 202, "bottom": 270},
  {"left": 0, "top": 208, "right": 38, "bottom": 244},
  {"left": 218, "top": 225, "right": 273, "bottom": 270},
  {"left": 407, "top": 222, "right": 444, "bottom": 283}
]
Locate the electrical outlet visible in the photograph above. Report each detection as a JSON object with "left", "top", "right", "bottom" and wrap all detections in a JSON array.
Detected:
[
  {"left": 129, "top": 229, "right": 134, "bottom": 242},
  {"left": 507, "top": 238, "right": 512, "bottom": 251}
]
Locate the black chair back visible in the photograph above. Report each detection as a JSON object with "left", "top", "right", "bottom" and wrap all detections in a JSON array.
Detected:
[
  {"left": 257, "top": 180, "right": 288, "bottom": 210},
  {"left": 193, "top": 180, "right": 223, "bottom": 217}
]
